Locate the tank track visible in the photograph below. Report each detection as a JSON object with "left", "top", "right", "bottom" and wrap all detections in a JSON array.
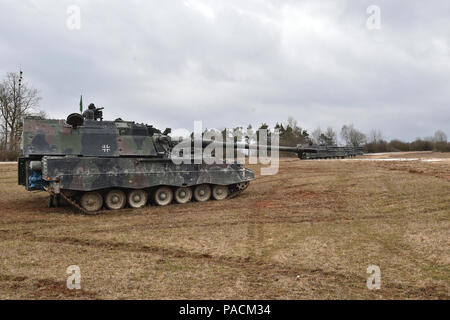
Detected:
[
  {"left": 52, "top": 182, "right": 250, "bottom": 215},
  {"left": 227, "top": 181, "right": 249, "bottom": 200},
  {"left": 59, "top": 191, "right": 101, "bottom": 216}
]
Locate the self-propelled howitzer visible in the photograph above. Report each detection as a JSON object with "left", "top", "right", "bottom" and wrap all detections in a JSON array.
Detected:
[{"left": 18, "top": 108, "right": 311, "bottom": 214}]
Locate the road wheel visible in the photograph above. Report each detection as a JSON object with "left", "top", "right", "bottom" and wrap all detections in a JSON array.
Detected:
[
  {"left": 174, "top": 187, "right": 192, "bottom": 204},
  {"left": 128, "top": 190, "right": 148, "bottom": 209},
  {"left": 153, "top": 187, "right": 173, "bottom": 206},
  {"left": 105, "top": 189, "right": 126, "bottom": 210},
  {"left": 194, "top": 184, "right": 211, "bottom": 202},
  {"left": 212, "top": 185, "right": 229, "bottom": 201},
  {"left": 80, "top": 192, "right": 103, "bottom": 213}
]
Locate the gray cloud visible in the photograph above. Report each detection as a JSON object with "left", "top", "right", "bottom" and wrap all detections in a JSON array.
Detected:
[{"left": 0, "top": 0, "right": 449, "bottom": 141}]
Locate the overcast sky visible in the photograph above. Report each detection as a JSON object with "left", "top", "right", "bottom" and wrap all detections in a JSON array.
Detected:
[{"left": 0, "top": 0, "right": 449, "bottom": 141}]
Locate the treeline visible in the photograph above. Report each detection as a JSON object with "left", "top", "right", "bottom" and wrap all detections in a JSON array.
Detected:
[
  {"left": 216, "top": 120, "right": 449, "bottom": 155},
  {"left": 364, "top": 136, "right": 450, "bottom": 153}
]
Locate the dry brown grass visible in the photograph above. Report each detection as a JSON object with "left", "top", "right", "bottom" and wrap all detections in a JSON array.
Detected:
[{"left": 0, "top": 153, "right": 449, "bottom": 299}]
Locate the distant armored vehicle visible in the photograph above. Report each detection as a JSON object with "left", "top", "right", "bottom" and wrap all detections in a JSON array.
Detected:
[
  {"left": 18, "top": 107, "right": 314, "bottom": 214},
  {"left": 299, "top": 145, "right": 363, "bottom": 159}
]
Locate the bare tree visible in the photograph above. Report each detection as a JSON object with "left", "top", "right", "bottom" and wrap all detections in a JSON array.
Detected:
[
  {"left": 311, "top": 127, "right": 322, "bottom": 145},
  {"left": 341, "top": 124, "right": 366, "bottom": 147},
  {"left": 310, "top": 127, "right": 337, "bottom": 145},
  {"left": 324, "top": 127, "right": 337, "bottom": 145},
  {"left": 433, "top": 130, "right": 448, "bottom": 143},
  {"left": 287, "top": 116, "right": 297, "bottom": 130},
  {"left": 0, "top": 71, "right": 41, "bottom": 152},
  {"left": 368, "top": 129, "right": 383, "bottom": 144}
]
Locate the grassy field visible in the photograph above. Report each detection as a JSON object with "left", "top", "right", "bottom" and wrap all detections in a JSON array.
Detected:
[{"left": 0, "top": 152, "right": 449, "bottom": 299}]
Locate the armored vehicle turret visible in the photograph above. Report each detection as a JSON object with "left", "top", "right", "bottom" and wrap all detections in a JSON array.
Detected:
[{"left": 18, "top": 107, "right": 313, "bottom": 214}]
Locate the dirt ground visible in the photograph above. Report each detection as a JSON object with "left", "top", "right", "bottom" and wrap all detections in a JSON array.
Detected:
[{"left": 0, "top": 152, "right": 449, "bottom": 299}]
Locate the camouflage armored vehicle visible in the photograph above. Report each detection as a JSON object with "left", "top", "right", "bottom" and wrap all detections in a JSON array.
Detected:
[
  {"left": 299, "top": 144, "right": 363, "bottom": 159},
  {"left": 18, "top": 106, "right": 313, "bottom": 214}
]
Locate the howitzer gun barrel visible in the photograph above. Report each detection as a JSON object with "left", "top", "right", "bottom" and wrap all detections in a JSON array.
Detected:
[{"left": 196, "top": 140, "right": 316, "bottom": 154}]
